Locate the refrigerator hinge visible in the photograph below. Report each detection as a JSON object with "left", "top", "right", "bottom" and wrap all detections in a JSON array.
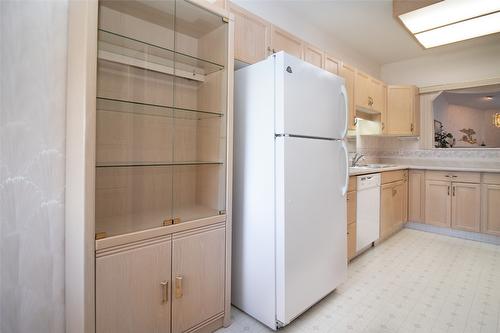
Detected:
[
  {"left": 276, "top": 320, "right": 285, "bottom": 329},
  {"left": 275, "top": 134, "right": 289, "bottom": 138}
]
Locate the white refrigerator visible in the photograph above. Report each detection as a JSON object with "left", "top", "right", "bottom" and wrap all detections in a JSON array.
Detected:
[{"left": 232, "top": 51, "right": 349, "bottom": 330}]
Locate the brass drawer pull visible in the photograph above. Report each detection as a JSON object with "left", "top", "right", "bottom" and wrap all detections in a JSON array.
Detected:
[
  {"left": 175, "top": 276, "right": 183, "bottom": 299},
  {"left": 160, "top": 281, "right": 168, "bottom": 303}
]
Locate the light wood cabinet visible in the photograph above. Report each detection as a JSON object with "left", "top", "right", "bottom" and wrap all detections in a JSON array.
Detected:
[
  {"left": 369, "top": 78, "right": 385, "bottom": 115},
  {"left": 304, "top": 44, "right": 324, "bottom": 68},
  {"left": 270, "top": 25, "right": 303, "bottom": 59},
  {"left": 451, "top": 183, "right": 481, "bottom": 232},
  {"left": 347, "top": 191, "right": 356, "bottom": 225},
  {"left": 230, "top": 2, "right": 270, "bottom": 64},
  {"left": 408, "top": 170, "right": 425, "bottom": 222},
  {"left": 324, "top": 55, "right": 340, "bottom": 75},
  {"left": 481, "top": 184, "right": 500, "bottom": 236},
  {"left": 172, "top": 225, "right": 226, "bottom": 333},
  {"left": 380, "top": 179, "right": 406, "bottom": 240},
  {"left": 347, "top": 223, "right": 356, "bottom": 260},
  {"left": 355, "top": 70, "right": 371, "bottom": 110},
  {"left": 386, "top": 85, "right": 419, "bottom": 136},
  {"left": 425, "top": 180, "right": 451, "bottom": 227},
  {"left": 96, "top": 238, "right": 172, "bottom": 333},
  {"left": 339, "top": 63, "right": 356, "bottom": 130}
]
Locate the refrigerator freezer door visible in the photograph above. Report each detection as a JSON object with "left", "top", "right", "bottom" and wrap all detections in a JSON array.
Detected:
[
  {"left": 275, "top": 136, "right": 347, "bottom": 325},
  {"left": 274, "top": 52, "right": 347, "bottom": 140}
]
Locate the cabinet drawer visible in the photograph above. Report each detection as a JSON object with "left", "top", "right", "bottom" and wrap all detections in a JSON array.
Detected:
[
  {"left": 381, "top": 170, "right": 407, "bottom": 184},
  {"left": 482, "top": 173, "right": 500, "bottom": 185},
  {"left": 425, "top": 170, "right": 480, "bottom": 183},
  {"left": 347, "top": 191, "right": 356, "bottom": 225},
  {"left": 348, "top": 176, "right": 357, "bottom": 192}
]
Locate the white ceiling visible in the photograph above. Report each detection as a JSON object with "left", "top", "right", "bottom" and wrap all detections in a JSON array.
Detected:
[
  {"left": 275, "top": 0, "right": 500, "bottom": 65},
  {"left": 442, "top": 90, "right": 500, "bottom": 110}
]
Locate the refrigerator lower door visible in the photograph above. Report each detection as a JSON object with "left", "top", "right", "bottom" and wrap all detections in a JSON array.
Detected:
[
  {"left": 274, "top": 52, "right": 347, "bottom": 140},
  {"left": 275, "top": 136, "right": 347, "bottom": 326}
]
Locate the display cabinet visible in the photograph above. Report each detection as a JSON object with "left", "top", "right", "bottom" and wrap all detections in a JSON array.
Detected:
[
  {"left": 95, "top": 0, "right": 230, "bottom": 238},
  {"left": 91, "top": 1, "right": 233, "bottom": 332}
]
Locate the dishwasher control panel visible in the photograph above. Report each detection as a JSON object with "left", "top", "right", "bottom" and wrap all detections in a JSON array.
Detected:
[{"left": 357, "top": 173, "right": 381, "bottom": 190}]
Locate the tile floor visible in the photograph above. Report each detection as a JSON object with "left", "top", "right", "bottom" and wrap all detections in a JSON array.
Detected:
[{"left": 217, "top": 228, "right": 500, "bottom": 333}]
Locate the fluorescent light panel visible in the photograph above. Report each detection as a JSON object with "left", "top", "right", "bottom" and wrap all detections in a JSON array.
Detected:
[
  {"left": 414, "top": 11, "right": 500, "bottom": 48},
  {"left": 400, "top": 0, "right": 500, "bottom": 34}
]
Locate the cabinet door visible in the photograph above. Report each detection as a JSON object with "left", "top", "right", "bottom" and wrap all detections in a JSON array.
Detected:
[
  {"left": 355, "top": 70, "right": 370, "bottom": 110},
  {"left": 96, "top": 239, "right": 171, "bottom": 333},
  {"left": 347, "top": 191, "right": 356, "bottom": 225},
  {"left": 230, "top": 3, "right": 270, "bottom": 64},
  {"left": 392, "top": 180, "right": 406, "bottom": 230},
  {"left": 380, "top": 183, "right": 394, "bottom": 240},
  {"left": 386, "top": 86, "right": 416, "bottom": 136},
  {"left": 172, "top": 225, "right": 225, "bottom": 333},
  {"left": 369, "top": 78, "right": 385, "bottom": 114},
  {"left": 482, "top": 184, "right": 500, "bottom": 236},
  {"left": 425, "top": 180, "right": 451, "bottom": 227},
  {"left": 304, "top": 44, "right": 324, "bottom": 68},
  {"left": 451, "top": 182, "right": 480, "bottom": 232},
  {"left": 408, "top": 170, "right": 425, "bottom": 222},
  {"left": 339, "top": 63, "right": 356, "bottom": 130},
  {"left": 270, "top": 26, "right": 303, "bottom": 59},
  {"left": 324, "top": 55, "right": 340, "bottom": 75},
  {"left": 347, "top": 222, "right": 356, "bottom": 260}
]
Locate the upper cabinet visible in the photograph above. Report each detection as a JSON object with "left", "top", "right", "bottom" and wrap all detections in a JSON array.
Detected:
[
  {"left": 324, "top": 54, "right": 340, "bottom": 75},
  {"left": 304, "top": 43, "right": 324, "bottom": 68},
  {"left": 355, "top": 70, "right": 385, "bottom": 114},
  {"left": 230, "top": 2, "right": 270, "bottom": 64},
  {"left": 339, "top": 63, "right": 356, "bottom": 130},
  {"left": 270, "top": 25, "right": 303, "bottom": 59},
  {"left": 386, "top": 85, "right": 419, "bottom": 136}
]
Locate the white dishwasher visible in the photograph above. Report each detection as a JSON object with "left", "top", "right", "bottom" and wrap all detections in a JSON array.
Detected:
[{"left": 356, "top": 173, "right": 381, "bottom": 251}]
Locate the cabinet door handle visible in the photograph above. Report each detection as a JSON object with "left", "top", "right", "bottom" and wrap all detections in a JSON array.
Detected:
[
  {"left": 410, "top": 123, "right": 414, "bottom": 132},
  {"left": 448, "top": 186, "right": 450, "bottom": 196},
  {"left": 453, "top": 186, "right": 456, "bottom": 196},
  {"left": 160, "top": 281, "right": 168, "bottom": 303},
  {"left": 451, "top": 175, "right": 457, "bottom": 178},
  {"left": 175, "top": 276, "right": 183, "bottom": 299}
]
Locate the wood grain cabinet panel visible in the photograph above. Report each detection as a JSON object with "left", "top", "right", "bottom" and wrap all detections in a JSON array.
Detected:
[
  {"left": 324, "top": 55, "right": 340, "bottom": 75},
  {"left": 339, "top": 63, "right": 356, "bottom": 130},
  {"left": 386, "top": 85, "right": 418, "bottom": 136},
  {"left": 347, "top": 191, "right": 356, "bottom": 225},
  {"left": 451, "top": 182, "right": 480, "bottom": 232},
  {"left": 380, "top": 183, "right": 394, "bottom": 240},
  {"left": 425, "top": 180, "right": 451, "bottom": 228},
  {"left": 347, "top": 223, "right": 357, "bottom": 260},
  {"left": 482, "top": 184, "right": 500, "bottom": 236},
  {"left": 304, "top": 44, "right": 324, "bottom": 68},
  {"left": 355, "top": 70, "right": 371, "bottom": 110},
  {"left": 172, "top": 225, "right": 225, "bottom": 333},
  {"left": 270, "top": 25, "right": 303, "bottom": 59},
  {"left": 369, "top": 78, "right": 385, "bottom": 115},
  {"left": 96, "top": 239, "right": 172, "bottom": 333},
  {"left": 230, "top": 3, "right": 270, "bottom": 64},
  {"left": 408, "top": 170, "right": 425, "bottom": 222}
]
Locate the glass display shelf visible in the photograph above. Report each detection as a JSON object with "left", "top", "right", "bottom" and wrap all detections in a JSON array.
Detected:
[
  {"left": 96, "top": 161, "right": 224, "bottom": 168},
  {"left": 97, "top": 97, "right": 224, "bottom": 120},
  {"left": 98, "top": 29, "right": 224, "bottom": 82}
]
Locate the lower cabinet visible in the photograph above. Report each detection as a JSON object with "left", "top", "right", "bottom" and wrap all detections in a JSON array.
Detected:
[
  {"left": 451, "top": 183, "right": 481, "bottom": 232},
  {"left": 96, "top": 238, "right": 172, "bottom": 333},
  {"left": 481, "top": 183, "right": 500, "bottom": 236},
  {"left": 424, "top": 180, "right": 451, "bottom": 227},
  {"left": 96, "top": 223, "right": 226, "bottom": 333},
  {"left": 347, "top": 223, "right": 356, "bottom": 260},
  {"left": 408, "top": 170, "right": 425, "bottom": 222},
  {"left": 425, "top": 179, "right": 481, "bottom": 231},
  {"left": 380, "top": 180, "right": 406, "bottom": 240}
]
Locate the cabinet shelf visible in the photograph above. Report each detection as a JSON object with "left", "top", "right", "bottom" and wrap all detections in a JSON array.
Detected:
[
  {"left": 96, "top": 161, "right": 223, "bottom": 168},
  {"left": 98, "top": 29, "right": 224, "bottom": 82},
  {"left": 97, "top": 97, "right": 223, "bottom": 120}
]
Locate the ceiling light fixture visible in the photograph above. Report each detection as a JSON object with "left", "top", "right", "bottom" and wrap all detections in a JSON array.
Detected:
[{"left": 394, "top": 0, "right": 500, "bottom": 48}]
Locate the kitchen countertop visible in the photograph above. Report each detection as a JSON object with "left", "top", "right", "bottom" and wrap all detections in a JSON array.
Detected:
[{"left": 349, "top": 165, "right": 500, "bottom": 176}]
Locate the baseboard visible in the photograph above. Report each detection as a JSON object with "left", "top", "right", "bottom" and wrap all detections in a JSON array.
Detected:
[{"left": 405, "top": 222, "right": 500, "bottom": 246}]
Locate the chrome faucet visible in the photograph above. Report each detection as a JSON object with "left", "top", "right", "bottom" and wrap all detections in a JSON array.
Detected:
[{"left": 351, "top": 153, "right": 365, "bottom": 167}]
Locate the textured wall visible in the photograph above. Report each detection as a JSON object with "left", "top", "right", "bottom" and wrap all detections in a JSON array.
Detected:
[{"left": 0, "top": 1, "right": 68, "bottom": 332}]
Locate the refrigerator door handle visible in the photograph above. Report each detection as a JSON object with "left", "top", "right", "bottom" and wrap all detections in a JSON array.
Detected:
[
  {"left": 340, "top": 140, "right": 349, "bottom": 196},
  {"left": 340, "top": 85, "right": 348, "bottom": 139}
]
